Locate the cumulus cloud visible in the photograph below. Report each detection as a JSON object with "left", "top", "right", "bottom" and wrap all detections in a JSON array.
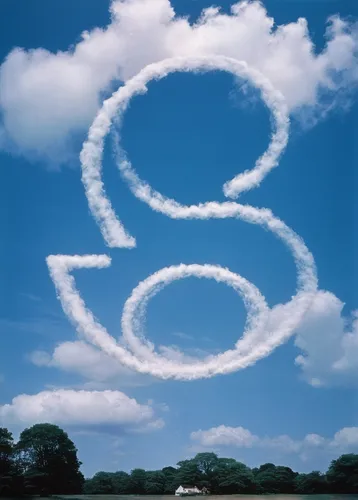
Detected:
[
  {"left": 294, "top": 291, "right": 358, "bottom": 387},
  {"left": 190, "top": 424, "right": 358, "bottom": 459},
  {"left": 29, "top": 340, "right": 152, "bottom": 388},
  {"left": 330, "top": 427, "right": 358, "bottom": 448},
  {"left": 29, "top": 339, "right": 217, "bottom": 387},
  {"left": 191, "top": 425, "right": 258, "bottom": 448},
  {"left": 0, "top": 389, "right": 164, "bottom": 431},
  {"left": 0, "top": 0, "right": 357, "bottom": 164}
]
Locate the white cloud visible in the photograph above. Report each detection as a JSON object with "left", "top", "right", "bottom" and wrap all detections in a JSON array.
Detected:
[
  {"left": 29, "top": 340, "right": 152, "bottom": 388},
  {"left": 191, "top": 424, "right": 358, "bottom": 459},
  {"left": 294, "top": 291, "right": 358, "bottom": 387},
  {"left": 330, "top": 427, "right": 358, "bottom": 448},
  {"left": 191, "top": 425, "right": 258, "bottom": 448},
  {"left": 0, "top": 0, "right": 357, "bottom": 164},
  {"left": 131, "top": 418, "right": 165, "bottom": 433},
  {"left": 0, "top": 389, "right": 164, "bottom": 431}
]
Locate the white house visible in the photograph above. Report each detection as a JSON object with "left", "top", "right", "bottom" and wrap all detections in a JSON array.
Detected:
[{"left": 175, "top": 485, "right": 202, "bottom": 496}]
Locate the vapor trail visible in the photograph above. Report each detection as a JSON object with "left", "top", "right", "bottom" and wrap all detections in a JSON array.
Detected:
[
  {"left": 47, "top": 208, "right": 317, "bottom": 380},
  {"left": 80, "top": 55, "right": 289, "bottom": 248},
  {"left": 48, "top": 55, "right": 319, "bottom": 380}
]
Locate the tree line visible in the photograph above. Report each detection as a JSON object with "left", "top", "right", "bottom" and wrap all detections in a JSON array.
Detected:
[
  {"left": 84, "top": 452, "right": 358, "bottom": 495},
  {"left": 1, "top": 423, "right": 358, "bottom": 496}
]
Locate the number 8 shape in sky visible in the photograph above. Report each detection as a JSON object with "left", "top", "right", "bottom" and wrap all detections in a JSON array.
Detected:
[{"left": 47, "top": 55, "right": 319, "bottom": 381}]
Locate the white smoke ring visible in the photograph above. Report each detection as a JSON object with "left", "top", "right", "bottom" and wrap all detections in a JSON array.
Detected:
[
  {"left": 121, "top": 263, "right": 270, "bottom": 373},
  {"left": 114, "top": 56, "right": 289, "bottom": 215},
  {"left": 47, "top": 250, "right": 317, "bottom": 380},
  {"left": 81, "top": 55, "right": 289, "bottom": 248}
]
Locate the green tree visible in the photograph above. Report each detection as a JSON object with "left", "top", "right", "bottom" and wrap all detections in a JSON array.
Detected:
[
  {"left": 208, "top": 458, "right": 237, "bottom": 493},
  {"left": 295, "top": 471, "right": 327, "bottom": 493},
  {"left": 176, "top": 459, "right": 201, "bottom": 487},
  {"left": 145, "top": 470, "right": 166, "bottom": 494},
  {"left": 16, "top": 423, "right": 84, "bottom": 495},
  {"left": 161, "top": 466, "right": 178, "bottom": 493},
  {"left": 254, "top": 463, "right": 297, "bottom": 493},
  {"left": 0, "top": 428, "right": 17, "bottom": 496},
  {"left": 0, "top": 428, "right": 13, "bottom": 475},
  {"left": 327, "top": 453, "right": 358, "bottom": 493},
  {"left": 254, "top": 463, "right": 279, "bottom": 493},
  {"left": 194, "top": 452, "right": 219, "bottom": 476},
  {"left": 83, "top": 471, "right": 115, "bottom": 494},
  {"left": 112, "top": 471, "right": 130, "bottom": 494},
  {"left": 129, "top": 468, "right": 147, "bottom": 494},
  {"left": 274, "top": 466, "right": 297, "bottom": 493},
  {"left": 192, "top": 452, "right": 218, "bottom": 490},
  {"left": 215, "top": 460, "right": 255, "bottom": 494}
]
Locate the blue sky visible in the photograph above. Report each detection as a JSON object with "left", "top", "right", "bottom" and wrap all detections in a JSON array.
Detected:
[{"left": 0, "top": 0, "right": 357, "bottom": 479}]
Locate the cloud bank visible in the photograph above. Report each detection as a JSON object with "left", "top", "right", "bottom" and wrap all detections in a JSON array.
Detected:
[
  {"left": 0, "top": 0, "right": 357, "bottom": 163},
  {"left": 191, "top": 424, "right": 358, "bottom": 459},
  {"left": 29, "top": 340, "right": 152, "bottom": 389},
  {"left": 294, "top": 291, "right": 358, "bottom": 387},
  {"left": 0, "top": 389, "right": 164, "bottom": 431}
]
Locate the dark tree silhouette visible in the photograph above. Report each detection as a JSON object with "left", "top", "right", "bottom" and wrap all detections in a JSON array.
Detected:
[
  {"left": 295, "top": 471, "right": 327, "bottom": 493},
  {"left": 16, "top": 423, "right": 84, "bottom": 495},
  {"left": 327, "top": 453, "right": 358, "bottom": 493}
]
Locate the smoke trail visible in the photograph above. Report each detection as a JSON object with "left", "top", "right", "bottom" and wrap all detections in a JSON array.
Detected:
[
  {"left": 47, "top": 212, "right": 317, "bottom": 380},
  {"left": 47, "top": 55, "right": 319, "bottom": 380},
  {"left": 80, "top": 55, "right": 289, "bottom": 248},
  {"left": 121, "top": 264, "right": 269, "bottom": 368},
  {"left": 48, "top": 256, "right": 278, "bottom": 378}
]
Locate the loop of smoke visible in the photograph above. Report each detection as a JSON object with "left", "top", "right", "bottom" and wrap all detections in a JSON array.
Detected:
[
  {"left": 121, "top": 264, "right": 270, "bottom": 376},
  {"left": 80, "top": 55, "right": 289, "bottom": 248},
  {"left": 47, "top": 249, "right": 316, "bottom": 380},
  {"left": 47, "top": 55, "right": 318, "bottom": 380}
]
